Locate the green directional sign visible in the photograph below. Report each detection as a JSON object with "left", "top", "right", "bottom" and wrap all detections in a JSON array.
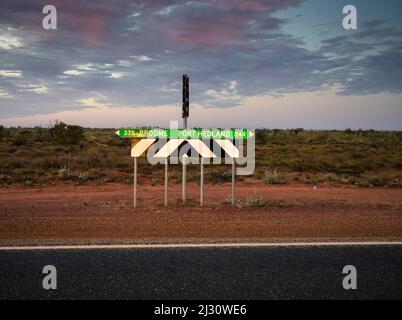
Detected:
[{"left": 116, "top": 128, "right": 254, "bottom": 139}]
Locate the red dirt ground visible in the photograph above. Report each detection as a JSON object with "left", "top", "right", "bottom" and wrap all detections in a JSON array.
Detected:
[{"left": 0, "top": 182, "right": 401, "bottom": 245}]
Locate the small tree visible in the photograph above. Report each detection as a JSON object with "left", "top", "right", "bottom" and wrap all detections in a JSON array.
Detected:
[
  {"left": 49, "top": 121, "right": 85, "bottom": 145},
  {"left": 0, "top": 125, "right": 5, "bottom": 140},
  {"left": 256, "top": 129, "right": 268, "bottom": 144},
  {"left": 34, "top": 126, "right": 48, "bottom": 142}
]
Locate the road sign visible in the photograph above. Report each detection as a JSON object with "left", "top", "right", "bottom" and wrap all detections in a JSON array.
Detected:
[
  {"left": 125, "top": 132, "right": 247, "bottom": 206},
  {"left": 186, "top": 139, "right": 216, "bottom": 158},
  {"left": 131, "top": 139, "right": 156, "bottom": 157},
  {"left": 214, "top": 139, "right": 239, "bottom": 158},
  {"left": 120, "top": 72, "right": 255, "bottom": 207},
  {"left": 154, "top": 139, "right": 185, "bottom": 158},
  {"left": 153, "top": 139, "right": 217, "bottom": 158},
  {"left": 128, "top": 136, "right": 243, "bottom": 159},
  {"left": 116, "top": 128, "right": 254, "bottom": 140}
]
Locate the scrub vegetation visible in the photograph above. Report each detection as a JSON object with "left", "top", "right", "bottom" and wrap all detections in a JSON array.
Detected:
[{"left": 0, "top": 124, "right": 401, "bottom": 188}]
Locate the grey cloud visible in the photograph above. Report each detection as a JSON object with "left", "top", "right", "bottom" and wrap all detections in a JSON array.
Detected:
[{"left": 0, "top": 0, "right": 401, "bottom": 118}]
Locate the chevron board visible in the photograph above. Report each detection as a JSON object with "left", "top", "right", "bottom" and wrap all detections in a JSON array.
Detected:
[
  {"left": 131, "top": 139, "right": 157, "bottom": 157},
  {"left": 130, "top": 138, "right": 240, "bottom": 159}
]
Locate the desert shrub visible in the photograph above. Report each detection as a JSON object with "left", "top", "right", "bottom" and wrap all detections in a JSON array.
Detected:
[
  {"left": 256, "top": 130, "right": 268, "bottom": 144},
  {"left": 78, "top": 173, "right": 90, "bottom": 184},
  {"left": 10, "top": 168, "right": 34, "bottom": 183},
  {"left": 84, "top": 151, "right": 101, "bottom": 168},
  {"left": 58, "top": 166, "right": 70, "bottom": 180},
  {"left": 24, "top": 180, "right": 34, "bottom": 186},
  {"left": 9, "top": 158, "right": 30, "bottom": 169},
  {"left": 33, "top": 157, "right": 64, "bottom": 170},
  {"left": 150, "top": 178, "right": 159, "bottom": 186},
  {"left": 13, "top": 132, "right": 28, "bottom": 145},
  {"left": 263, "top": 167, "right": 284, "bottom": 184},
  {"left": 246, "top": 195, "right": 265, "bottom": 207},
  {"left": 49, "top": 121, "right": 85, "bottom": 145},
  {"left": 1, "top": 127, "right": 401, "bottom": 187},
  {"left": 209, "top": 171, "right": 232, "bottom": 184},
  {"left": 290, "top": 128, "right": 304, "bottom": 135},
  {"left": 12, "top": 167, "right": 34, "bottom": 176},
  {"left": 334, "top": 162, "right": 364, "bottom": 175},
  {"left": 358, "top": 175, "right": 385, "bottom": 188},
  {"left": 33, "top": 126, "right": 49, "bottom": 142},
  {"left": 106, "top": 136, "right": 127, "bottom": 147},
  {"left": 0, "top": 125, "right": 6, "bottom": 140},
  {"left": 272, "top": 129, "right": 281, "bottom": 136},
  {"left": 224, "top": 197, "right": 243, "bottom": 207}
]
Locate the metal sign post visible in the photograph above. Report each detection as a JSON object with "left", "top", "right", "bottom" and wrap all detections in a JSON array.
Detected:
[
  {"left": 231, "top": 159, "right": 236, "bottom": 206},
  {"left": 200, "top": 158, "right": 204, "bottom": 206},
  {"left": 130, "top": 139, "right": 156, "bottom": 209},
  {"left": 182, "top": 74, "right": 189, "bottom": 204},
  {"left": 182, "top": 158, "right": 186, "bottom": 204},
  {"left": 133, "top": 156, "right": 137, "bottom": 208},
  {"left": 164, "top": 158, "right": 168, "bottom": 207}
]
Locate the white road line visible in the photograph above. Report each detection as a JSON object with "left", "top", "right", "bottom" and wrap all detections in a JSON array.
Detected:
[{"left": 0, "top": 241, "right": 401, "bottom": 251}]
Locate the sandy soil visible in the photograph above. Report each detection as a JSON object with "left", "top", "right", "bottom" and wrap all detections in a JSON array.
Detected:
[{"left": 0, "top": 182, "right": 401, "bottom": 245}]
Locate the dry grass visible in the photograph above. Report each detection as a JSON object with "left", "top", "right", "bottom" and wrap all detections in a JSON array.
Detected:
[{"left": 0, "top": 126, "right": 401, "bottom": 187}]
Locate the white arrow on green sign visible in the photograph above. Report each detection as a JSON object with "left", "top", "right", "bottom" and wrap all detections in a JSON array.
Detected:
[{"left": 115, "top": 128, "right": 254, "bottom": 139}]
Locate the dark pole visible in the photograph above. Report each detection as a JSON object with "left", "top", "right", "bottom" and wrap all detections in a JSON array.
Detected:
[{"left": 182, "top": 74, "right": 189, "bottom": 203}]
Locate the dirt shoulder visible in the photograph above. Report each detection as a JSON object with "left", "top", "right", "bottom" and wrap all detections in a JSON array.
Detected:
[{"left": 0, "top": 183, "right": 401, "bottom": 246}]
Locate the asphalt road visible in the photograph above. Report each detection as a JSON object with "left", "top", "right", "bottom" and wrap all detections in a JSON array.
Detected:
[{"left": 0, "top": 245, "right": 401, "bottom": 299}]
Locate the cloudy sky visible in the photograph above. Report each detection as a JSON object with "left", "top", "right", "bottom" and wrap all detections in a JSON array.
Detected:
[{"left": 0, "top": 0, "right": 401, "bottom": 129}]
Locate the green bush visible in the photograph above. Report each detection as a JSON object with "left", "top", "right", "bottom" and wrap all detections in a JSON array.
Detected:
[
  {"left": 358, "top": 175, "right": 385, "bottom": 188},
  {"left": 246, "top": 195, "right": 265, "bottom": 207},
  {"left": 0, "top": 127, "right": 401, "bottom": 187},
  {"left": 256, "top": 130, "right": 268, "bottom": 144},
  {"left": 24, "top": 180, "right": 34, "bottom": 186},
  {"left": 290, "top": 128, "right": 304, "bottom": 135},
  {"left": 263, "top": 167, "right": 284, "bottom": 184},
  {"left": 209, "top": 171, "right": 232, "bottom": 184},
  {"left": 49, "top": 121, "right": 85, "bottom": 145},
  {"left": 58, "top": 166, "right": 70, "bottom": 180},
  {"left": 78, "top": 173, "right": 90, "bottom": 184},
  {"left": 0, "top": 125, "right": 6, "bottom": 140},
  {"left": 13, "top": 132, "right": 28, "bottom": 145},
  {"left": 33, "top": 126, "right": 49, "bottom": 142}
]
